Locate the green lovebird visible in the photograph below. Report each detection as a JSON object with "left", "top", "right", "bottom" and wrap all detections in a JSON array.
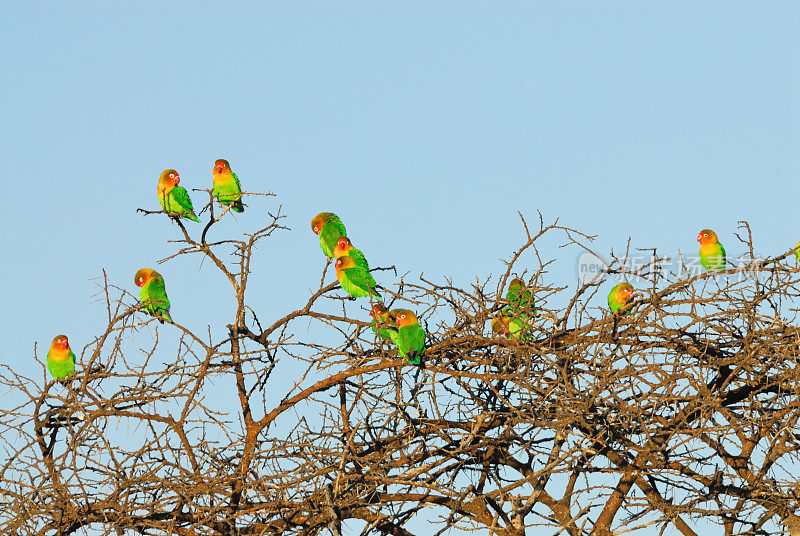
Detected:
[
  {"left": 795, "top": 241, "right": 800, "bottom": 262},
  {"left": 311, "top": 212, "right": 346, "bottom": 258},
  {"left": 47, "top": 334, "right": 76, "bottom": 379},
  {"left": 697, "top": 229, "right": 726, "bottom": 272},
  {"left": 212, "top": 159, "right": 244, "bottom": 213},
  {"left": 506, "top": 277, "right": 535, "bottom": 317},
  {"left": 491, "top": 314, "right": 529, "bottom": 340},
  {"left": 370, "top": 303, "right": 398, "bottom": 344},
  {"left": 335, "top": 255, "right": 381, "bottom": 299},
  {"left": 608, "top": 283, "right": 634, "bottom": 314},
  {"left": 394, "top": 310, "right": 426, "bottom": 365},
  {"left": 134, "top": 268, "right": 172, "bottom": 323},
  {"left": 157, "top": 169, "right": 200, "bottom": 222}
]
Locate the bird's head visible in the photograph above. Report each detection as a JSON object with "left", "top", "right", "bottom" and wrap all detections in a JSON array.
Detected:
[
  {"left": 334, "top": 237, "right": 353, "bottom": 257},
  {"left": 51, "top": 335, "right": 70, "bottom": 351},
  {"left": 508, "top": 278, "right": 526, "bottom": 291},
  {"left": 697, "top": 229, "right": 718, "bottom": 245},
  {"left": 311, "top": 213, "right": 327, "bottom": 235},
  {"left": 371, "top": 303, "right": 389, "bottom": 320},
  {"left": 159, "top": 169, "right": 180, "bottom": 186},
  {"left": 617, "top": 283, "right": 634, "bottom": 302},
  {"left": 213, "top": 159, "right": 230, "bottom": 174},
  {"left": 335, "top": 255, "right": 356, "bottom": 271},
  {"left": 134, "top": 268, "right": 156, "bottom": 288},
  {"left": 394, "top": 310, "right": 419, "bottom": 327}
]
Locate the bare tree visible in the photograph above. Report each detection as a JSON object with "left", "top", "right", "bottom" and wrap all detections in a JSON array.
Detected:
[{"left": 1, "top": 191, "right": 799, "bottom": 536}]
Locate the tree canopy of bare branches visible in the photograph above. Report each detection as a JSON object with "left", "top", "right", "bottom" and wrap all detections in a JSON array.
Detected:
[{"left": 2, "top": 191, "right": 799, "bottom": 536}]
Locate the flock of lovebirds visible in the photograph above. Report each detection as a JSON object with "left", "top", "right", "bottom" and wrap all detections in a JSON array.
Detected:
[{"left": 42, "top": 166, "right": 800, "bottom": 380}]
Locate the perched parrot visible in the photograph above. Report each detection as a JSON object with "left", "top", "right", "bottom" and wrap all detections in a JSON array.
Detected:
[
  {"left": 157, "top": 169, "right": 200, "bottom": 222},
  {"left": 505, "top": 277, "right": 535, "bottom": 317},
  {"left": 608, "top": 283, "right": 634, "bottom": 314},
  {"left": 394, "top": 310, "right": 426, "bottom": 365},
  {"left": 795, "top": 241, "right": 800, "bottom": 262},
  {"left": 491, "top": 314, "right": 529, "bottom": 341},
  {"left": 370, "top": 303, "right": 398, "bottom": 344},
  {"left": 47, "top": 334, "right": 76, "bottom": 379},
  {"left": 212, "top": 159, "right": 244, "bottom": 213},
  {"left": 134, "top": 268, "right": 172, "bottom": 323},
  {"left": 311, "top": 212, "right": 347, "bottom": 258},
  {"left": 697, "top": 229, "right": 726, "bottom": 272},
  {"left": 335, "top": 255, "right": 381, "bottom": 299}
]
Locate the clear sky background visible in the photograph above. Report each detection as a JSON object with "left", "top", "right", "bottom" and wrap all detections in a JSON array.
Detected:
[{"left": 1, "top": 2, "right": 799, "bottom": 533}]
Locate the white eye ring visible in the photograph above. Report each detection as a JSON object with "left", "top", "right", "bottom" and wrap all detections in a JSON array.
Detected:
[{"left": 169, "top": 173, "right": 175, "bottom": 178}]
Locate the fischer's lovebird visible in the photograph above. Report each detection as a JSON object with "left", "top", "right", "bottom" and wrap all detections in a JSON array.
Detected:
[
  {"left": 212, "top": 159, "right": 244, "bottom": 213},
  {"left": 697, "top": 229, "right": 726, "bottom": 272},
  {"left": 47, "top": 334, "right": 76, "bottom": 379},
  {"left": 394, "top": 310, "right": 426, "bottom": 365},
  {"left": 370, "top": 303, "right": 398, "bottom": 344},
  {"left": 311, "top": 212, "right": 346, "bottom": 258},
  {"left": 608, "top": 283, "right": 634, "bottom": 314},
  {"left": 491, "top": 314, "right": 528, "bottom": 340},
  {"left": 334, "top": 255, "right": 381, "bottom": 299},
  {"left": 134, "top": 268, "right": 173, "bottom": 323},
  {"left": 506, "top": 277, "right": 535, "bottom": 317},
  {"left": 157, "top": 169, "right": 200, "bottom": 222}
]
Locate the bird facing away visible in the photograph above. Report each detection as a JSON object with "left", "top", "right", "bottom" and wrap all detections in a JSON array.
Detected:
[
  {"left": 370, "top": 303, "right": 398, "bottom": 344},
  {"left": 211, "top": 159, "right": 244, "bottom": 213},
  {"left": 311, "top": 212, "right": 346, "bottom": 258},
  {"left": 157, "top": 169, "right": 200, "bottom": 222},
  {"left": 608, "top": 283, "right": 634, "bottom": 314},
  {"left": 47, "top": 334, "right": 76, "bottom": 379},
  {"left": 697, "top": 229, "right": 726, "bottom": 272},
  {"left": 335, "top": 255, "right": 381, "bottom": 299},
  {"left": 394, "top": 310, "right": 426, "bottom": 365},
  {"left": 506, "top": 278, "right": 535, "bottom": 316},
  {"left": 134, "top": 268, "right": 172, "bottom": 323}
]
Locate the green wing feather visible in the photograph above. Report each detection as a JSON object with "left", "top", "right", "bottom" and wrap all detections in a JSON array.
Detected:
[
  {"left": 397, "top": 325, "right": 426, "bottom": 364},
  {"left": 141, "top": 277, "right": 172, "bottom": 323},
  {"left": 348, "top": 248, "right": 370, "bottom": 271},
  {"left": 507, "top": 316, "right": 530, "bottom": 340},
  {"left": 341, "top": 267, "right": 381, "bottom": 298},
  {"left": 373, "top": 321, "right": 398, "bottom": 343},
  {"left": 507, "top": 286, "right": 535, "bottom": 316},
  {"left": 320, "top": 218, "right": 347, "bottom": 257},
  {"left": 164, "top": 186, "right": 200, "bottom": 222}
]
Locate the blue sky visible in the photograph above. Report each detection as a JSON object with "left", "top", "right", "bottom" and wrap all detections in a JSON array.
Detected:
[{"left": 0, "top": 2, "right": 798, "bottom": 531}]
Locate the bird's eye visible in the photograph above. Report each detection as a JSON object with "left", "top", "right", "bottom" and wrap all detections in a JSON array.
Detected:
[{"left": 169, "top": 173, "right": 175, "bottom": 178}]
